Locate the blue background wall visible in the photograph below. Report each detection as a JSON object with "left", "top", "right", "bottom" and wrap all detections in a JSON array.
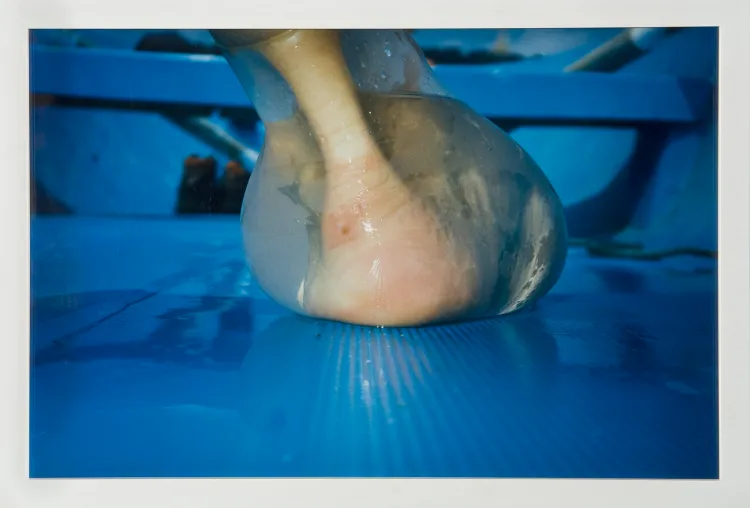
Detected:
[{"left": 30, "top": 28, "right": 718, "bottom": 250}]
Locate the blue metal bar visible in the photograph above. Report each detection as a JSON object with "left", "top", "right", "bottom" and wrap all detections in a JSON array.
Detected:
[{"left": 30, "top": 46, "right": 713, "bottom": 123}]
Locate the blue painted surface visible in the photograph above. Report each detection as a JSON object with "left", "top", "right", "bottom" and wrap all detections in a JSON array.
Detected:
[
  {"left": 413, "top": 28, "right": 623, "bottom": 60},
  {"left": 30, "top": 106, "right": 234, "bottom": 216},
  {"left": 29, "top": 217, "right": 718, "bottom": 478},
  {"left": 30, "top": 46, "right": 712, "bottom": 124},
  {"left": 619, "top": 28, "right": 719, "bottom": 81},
  {"left": 618, "top": 116, "right": 718, "bottom": 252}
]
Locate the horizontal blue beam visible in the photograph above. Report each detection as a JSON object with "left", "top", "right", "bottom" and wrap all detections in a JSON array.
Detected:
[{"left": 30, "top": 46, "right": 713, "bottom": 124}]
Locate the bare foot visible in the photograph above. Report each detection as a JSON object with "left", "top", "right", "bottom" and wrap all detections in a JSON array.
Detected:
[
  {"left": 246, "top": 30, "right": 565, "bottom": 326},
  {"left": 305, "top": 150, "right": 482, "bottom": 326}
]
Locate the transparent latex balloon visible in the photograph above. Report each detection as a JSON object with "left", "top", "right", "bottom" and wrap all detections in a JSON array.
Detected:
[{"left": 211, "top": 29, "right": 568, "bottom": 327}]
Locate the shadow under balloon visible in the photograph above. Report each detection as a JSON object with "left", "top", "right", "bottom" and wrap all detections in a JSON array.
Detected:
[
  {"left": 233, "top": 311, "right": 565, "bottom": 476},
  {"left": 236, "top": 297, "right": 677, "bottom": 435}
]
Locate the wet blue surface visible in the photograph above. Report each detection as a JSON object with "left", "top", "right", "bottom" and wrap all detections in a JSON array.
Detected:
[{"left": 29, "top": 217, "right": 718, "bottom": 478}]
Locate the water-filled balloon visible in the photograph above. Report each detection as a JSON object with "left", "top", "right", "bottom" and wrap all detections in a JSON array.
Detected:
[{"left": 211, "top": 29, "right": 568, "bottom": 327}]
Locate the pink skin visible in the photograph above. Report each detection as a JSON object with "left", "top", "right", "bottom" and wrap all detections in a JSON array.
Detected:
[{"left": 256, "top": 30, "right": 482, "bottom": 326}]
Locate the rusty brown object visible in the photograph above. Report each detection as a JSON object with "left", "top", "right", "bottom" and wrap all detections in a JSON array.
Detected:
[
  {"left": 224, "top": 160, "right": 246, "bottom": 178},
  {"left": 176, "top": 155, "right": 219, "bottom": 214},
  {"left": 217, "top": 160, "right": 251, "bottom": 214}
]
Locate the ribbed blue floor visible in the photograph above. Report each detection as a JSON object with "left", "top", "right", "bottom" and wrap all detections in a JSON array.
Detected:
[{"left": 29, "top": 216, "right": 718, "bottom": 478}]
